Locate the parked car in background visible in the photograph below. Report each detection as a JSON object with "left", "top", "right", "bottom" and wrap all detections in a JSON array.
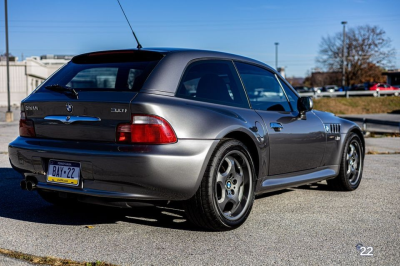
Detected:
[
  {"left": 295, "top": 86, "right": 321, "bottom": 94},
  {"left": 293, "top": 86, "right": 311, "bottom": 93},
  {"left": 312, "top": 87, "right": 322, "bottom": 93},
  {"left": 8, "top": 48, "right": 365, "bottom": 231},
  {"left": 349, "top": 84, "right": 368, "bottom": 91},
  {"left": 337, "top": 86, "right": 349, "bottom": 92},
  {"left": 321, "top": 85, "right": 339, "bottom": 93},
  {"left": 369, "top": 83, "right": 399, "bottom": 91}
]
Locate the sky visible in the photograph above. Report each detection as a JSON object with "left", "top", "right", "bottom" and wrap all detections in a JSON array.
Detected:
[{"left": 0, "top": 0, "right": 399, "bottom": 77}]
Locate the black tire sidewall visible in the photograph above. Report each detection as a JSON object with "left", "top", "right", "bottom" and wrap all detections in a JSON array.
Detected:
[{"left": 340, "top": 133, "right": 364, "bottom": 190}]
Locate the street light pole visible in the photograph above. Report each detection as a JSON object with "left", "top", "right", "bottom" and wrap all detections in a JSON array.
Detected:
[
  {"left": 274, "top": 42, "right": 279, "bottom": 70},
  {"left": 342, "top": 21, "right": 347, "bottom": 98},
  {"left": 4, "top": 0, "right": 13, "bottom": 122}
]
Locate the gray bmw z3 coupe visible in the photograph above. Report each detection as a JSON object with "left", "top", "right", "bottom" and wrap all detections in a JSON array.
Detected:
[{"left": 8, "top": 48, "right": 364, "bottom": 230}]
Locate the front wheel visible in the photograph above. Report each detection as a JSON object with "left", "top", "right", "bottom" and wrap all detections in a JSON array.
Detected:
[
  {"left": 327, "top": 133, "right": 364, "bottom": 191},
  {"left": 185, "top": 139, "right": 256, "bottom": 231}
]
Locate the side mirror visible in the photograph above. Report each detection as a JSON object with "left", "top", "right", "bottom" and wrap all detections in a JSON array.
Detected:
[{"left": 297, "top": 97, "right": 313, "bottom": 113}]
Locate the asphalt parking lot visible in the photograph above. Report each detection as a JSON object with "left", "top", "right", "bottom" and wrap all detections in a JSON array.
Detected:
[{"left": 0, "top": 122, "right": 399, "bottom": 265}]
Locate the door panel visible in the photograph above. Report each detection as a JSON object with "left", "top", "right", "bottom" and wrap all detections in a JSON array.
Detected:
[
  {"left": 234, "top": 61, "right": 326, "bottom": 176},
  {"left": 257, "top": 110, "right": 326, "bottom": 175}
]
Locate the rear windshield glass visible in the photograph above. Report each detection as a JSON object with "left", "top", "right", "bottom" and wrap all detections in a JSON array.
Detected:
[{"left": 37, "top": 51, "right": 163, "bottom": 92}]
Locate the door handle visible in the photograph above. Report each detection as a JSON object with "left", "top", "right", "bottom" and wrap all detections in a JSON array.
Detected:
[{"left": 270, "top": 122, "right": 283, "bottom": 132}]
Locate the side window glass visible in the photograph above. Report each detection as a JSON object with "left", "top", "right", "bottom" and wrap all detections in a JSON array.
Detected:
[
  {"left": 127, "top": 69, "right": 143, "bottom": 90},
  {"left": 278, "top": 78, "right": 298, "bottom": 112},
  {"left": 234, "top": 62, "right": 291, "bottom": 112},
  {"left": 176, "top": 60, "right": 249, "bottom": 108}
]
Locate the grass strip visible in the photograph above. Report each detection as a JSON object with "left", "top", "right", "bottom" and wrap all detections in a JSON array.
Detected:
[
  {"left": 313, "top": 97, "right": 400, "bottom": 115},
  {"left": 0, "top": 248, "right": 117, "bottom": 266},
  {"left": 366, "top": 151, "right": 400, "bottom": 155}
]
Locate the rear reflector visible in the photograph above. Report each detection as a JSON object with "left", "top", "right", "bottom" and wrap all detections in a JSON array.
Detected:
[
  {"left": 19, "top": 111, "right": 36, "bottom": 137},
  {"left": 117, "top": 115, "right": 177, "bottom": 144}
]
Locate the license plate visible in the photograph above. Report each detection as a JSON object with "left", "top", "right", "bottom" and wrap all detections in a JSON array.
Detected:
[{"left": 47, "top": 160, "right": 81, "bottom": 186}]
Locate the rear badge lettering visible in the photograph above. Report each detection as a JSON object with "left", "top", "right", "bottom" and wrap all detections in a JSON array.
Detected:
[
  {"left": 111, "top": 108, "right": 127, "bottom": 113},
  {"left": 25, "top": 106, "right": 38, "bottom": 111}
]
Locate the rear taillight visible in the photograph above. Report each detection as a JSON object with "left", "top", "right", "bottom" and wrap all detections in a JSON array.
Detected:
[
  {"left": 117, "top": 115, "right": 177, "bottom": 144},
  {"left": 19, "top": 111, "right": 36, "bottom": 137}
]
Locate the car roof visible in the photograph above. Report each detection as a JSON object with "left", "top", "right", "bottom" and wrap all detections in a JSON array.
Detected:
[
  {"left": 72, "top": 47, "right": 266, "bottom": 65},
  {"left": 71, "top": 47, "right": 282, "bottom": 95}
]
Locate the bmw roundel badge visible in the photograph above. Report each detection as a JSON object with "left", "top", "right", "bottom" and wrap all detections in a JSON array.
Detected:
[{"left": 66, "top": 103, "right": 73, "bottom": 113}]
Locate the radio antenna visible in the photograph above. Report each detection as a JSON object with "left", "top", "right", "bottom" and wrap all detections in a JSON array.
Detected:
[{"left": 116, "top": 0, "right": 142, "bottom": 49}]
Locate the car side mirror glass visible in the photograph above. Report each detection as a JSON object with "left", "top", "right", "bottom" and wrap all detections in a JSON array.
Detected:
[{"left": 297, "top": 96, "right": 313, "bottom": 113}]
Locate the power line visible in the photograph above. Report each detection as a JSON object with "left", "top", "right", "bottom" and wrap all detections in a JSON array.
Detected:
[
  {"left": 1, "top": 19, "right": 398, "bottom": 35},
  {"left": 0, "top": 15, "right": 398, "bottom": 28},
  {"left": 2, "top": 13, "right": 398, "bottom": 24}
]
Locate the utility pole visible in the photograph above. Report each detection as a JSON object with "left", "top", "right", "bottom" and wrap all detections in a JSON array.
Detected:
[
  {"left": 342, "top": 21, "right": 347, "bottom": 98},
  {"left": 5, "top": 0, "right": 13, "bottom": 122},
  {"left": 274, "top": 42, "right": 279, "bottom": 70}
]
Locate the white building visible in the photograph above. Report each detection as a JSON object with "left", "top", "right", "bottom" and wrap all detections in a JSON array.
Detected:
[{"left": 0, "top": 55, "right": 72, "bottom": 106}]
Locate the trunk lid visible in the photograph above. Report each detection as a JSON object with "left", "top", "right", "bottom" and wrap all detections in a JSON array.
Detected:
[
  {"left": 22, "top": 50, "right": 163, "bottom": 142},
  {"left": 23, "top": 91, "right": 136, "bottom": 142}
]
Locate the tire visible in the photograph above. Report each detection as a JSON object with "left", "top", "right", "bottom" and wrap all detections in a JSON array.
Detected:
[
  {"left": 327, "top": 133, "right": 364, "bottom": 191},
  {"left": 37, "top": 189, "right": 77, "bottom": 206},
  {"left": 185, "top": 139, "right": 256, "bottom": 231}
]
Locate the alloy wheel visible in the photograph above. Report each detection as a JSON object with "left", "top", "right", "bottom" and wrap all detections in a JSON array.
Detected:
[
  {"left": 346, "top": 141, "right": 362, "bottom": 185},
  {"left": 215, "top": 150, "right": 253, "bottom": 221}
]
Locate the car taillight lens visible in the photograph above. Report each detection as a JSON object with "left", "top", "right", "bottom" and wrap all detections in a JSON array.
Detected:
[
  {"left": 19, "top": 111, "right": 36, "bottom": 137},
  {"left": 117, "top": 115, "right": 177, "bottom": 144}
]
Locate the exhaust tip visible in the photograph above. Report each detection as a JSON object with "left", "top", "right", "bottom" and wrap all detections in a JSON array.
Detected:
[
  {"left": 20, "top": 180, "right": 27, "bottom": 190},
  {"left": 26, "top": 180, "right": 36, "bottom": 191}
]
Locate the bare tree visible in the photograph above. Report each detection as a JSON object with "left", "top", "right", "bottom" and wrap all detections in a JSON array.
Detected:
[{"left": 316, "top": 25, "right": 395, "bottom": 85}]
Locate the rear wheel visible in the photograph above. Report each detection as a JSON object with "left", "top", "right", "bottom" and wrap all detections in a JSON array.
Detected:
[
  {"left": 185, "top": 139, "right": 255, "bottom": 231},
  {"left": 327, "top": 133, "right": 364, "bottom": 191}
]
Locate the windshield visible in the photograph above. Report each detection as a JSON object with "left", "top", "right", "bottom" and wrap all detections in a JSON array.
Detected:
[{"left": 37, "top": 51, "right": 162, "bottom": 92}]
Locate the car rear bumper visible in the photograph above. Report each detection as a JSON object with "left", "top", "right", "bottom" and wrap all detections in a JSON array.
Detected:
[{"left": 8, "top": 137, "right": 219, "bottom": 200}]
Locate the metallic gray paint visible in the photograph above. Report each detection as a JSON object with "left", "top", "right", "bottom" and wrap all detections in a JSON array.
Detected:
[
  {"left": 8, "top": 48, "right": 364, "bottom": 202},
  {"left": 312, "top": 110, "right": 365, "bottom": 166},
  {"left": 257, "top": 166, "right": 339, "bottom": 193},
  {"left": 255, "top": 110, "right": 326, "bottom": 176},
  {"left": 9, "top": 137, "right": 219, "bottom": 200},
  {"left": 141, "top": 49, "right": 265, "bottom": 96},
  {"left": 22, "top": 91, "right": 137, "bottom": 142}
]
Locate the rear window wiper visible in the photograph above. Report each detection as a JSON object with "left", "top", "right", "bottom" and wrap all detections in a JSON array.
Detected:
[{"left": 45, "top": 84, "right": 79, "bottom": 99}]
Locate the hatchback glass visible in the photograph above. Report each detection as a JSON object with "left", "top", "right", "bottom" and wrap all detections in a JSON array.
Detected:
[{"left": 37, "top": 51, "right": 162, "bottom": 92}]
